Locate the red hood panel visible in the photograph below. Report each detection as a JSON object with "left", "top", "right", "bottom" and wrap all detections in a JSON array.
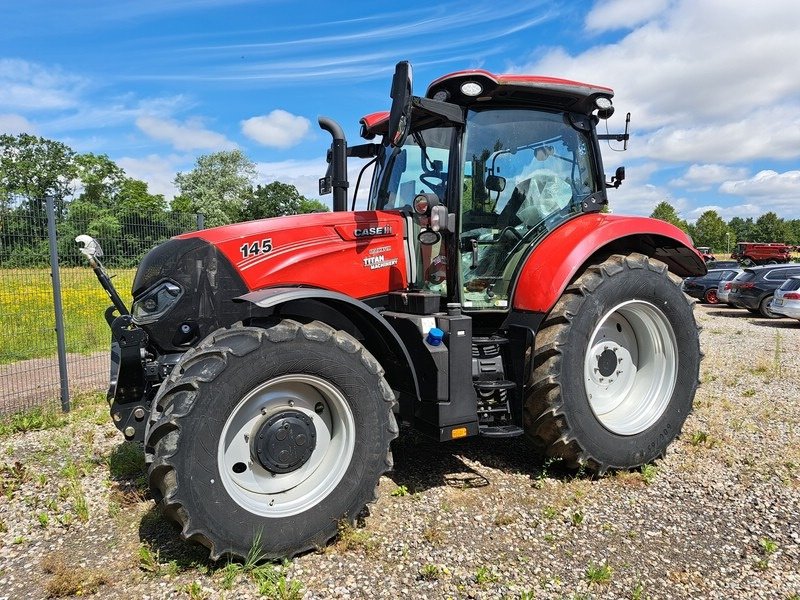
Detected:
[{"left": 177, "top": 211, "right": 408, "bottom": 297}]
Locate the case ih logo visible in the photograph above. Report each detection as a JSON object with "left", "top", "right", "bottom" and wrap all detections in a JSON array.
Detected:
[{"left": 354, "top": 225, "right": 393, "bottom": 238}]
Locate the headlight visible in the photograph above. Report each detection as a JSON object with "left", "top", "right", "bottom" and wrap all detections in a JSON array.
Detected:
[{"left": 131, "top": 280, "right": 183, "bottom": 325}]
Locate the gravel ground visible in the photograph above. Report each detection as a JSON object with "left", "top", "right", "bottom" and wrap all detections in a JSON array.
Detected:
[{"left": 0, "top": 304, "right": 798, "bottom": 599}]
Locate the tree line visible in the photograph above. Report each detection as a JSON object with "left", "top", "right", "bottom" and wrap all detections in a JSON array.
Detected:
[
  {"left": 649, "top": 201, "right": 800, "bottom": 254},
  {"left": 0, "top": 134, "right": 327, "bottom": 266}
]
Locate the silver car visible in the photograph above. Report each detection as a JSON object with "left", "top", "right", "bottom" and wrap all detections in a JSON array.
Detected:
[
  {"left": 771, "top": 275, "right": 800, "bottom": 320},
  {"left": 717, "top": 269, "right": 743, "bottom": 305}
]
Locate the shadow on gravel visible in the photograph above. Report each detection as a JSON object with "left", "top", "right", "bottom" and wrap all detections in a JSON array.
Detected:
[
  {"left": 387, "top": 427, "right": 584, "bottom": 494},
  {"left": 748, "top": 318, "right": 799, "bottom": 329},
  {"left": 138, "top": 506, "right": 216, "bottom": 569},
  {"left": 704, "top": 309, "right": 748, "bottom": 318}
]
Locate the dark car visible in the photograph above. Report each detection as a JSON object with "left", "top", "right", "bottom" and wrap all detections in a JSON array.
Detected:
[
  {"left": 727, "top": 264, "right": 800, "bottom": 318},
  {"left": 682, "top": 269, "right": 740, "bottom": 304},
  {"left": 705, "top": 260, "right": 740, "bottom": 270}
]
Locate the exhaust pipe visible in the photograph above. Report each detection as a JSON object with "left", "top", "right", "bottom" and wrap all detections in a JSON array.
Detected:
[{"left": 318, "top": 117, "right": 348, "bottom": 212}]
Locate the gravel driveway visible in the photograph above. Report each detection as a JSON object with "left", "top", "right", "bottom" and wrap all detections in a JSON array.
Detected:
[{"left": 0, "top": 304, "right": 798, "bottom": 599}]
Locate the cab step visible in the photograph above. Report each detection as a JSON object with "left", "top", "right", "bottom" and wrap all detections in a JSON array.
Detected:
[
  {"left": 479, "top": 424, "right": 524, "bottom": 438},
  {"left": 473, "top": 379, "right": 516, "bottom": 392}
]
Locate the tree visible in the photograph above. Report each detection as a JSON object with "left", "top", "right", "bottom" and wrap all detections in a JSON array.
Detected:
[
  {"left": 298, "top": 197, "right": 329, "bottom": 214},
  {"left": 0, "top": 134, "right": 77, "bottom": 214},
  {"left": 75, "top": 153, "right": 126, "bottom": 209},
  {"left": 753, "top": 211, "right": 788, "bottom": 243},
  {"left": 692, "top": 210, "right": 731, "bottom": 253},
  {"left": 727, "top": 217, "right": 755, "bottom": 245},
  {"left": 242, "top": 182, "right": 328, "bottom": 220},
  {"left": 649, "top": 201, "right": 688, "bottom": 232},
  {"left": 174, "top": 150, "right": 256, "bottom": 227},
  {"left": 116, "top": 178, "right": 167, "bottom": 216}
]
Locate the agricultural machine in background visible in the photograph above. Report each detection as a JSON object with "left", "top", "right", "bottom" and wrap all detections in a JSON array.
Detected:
[{"left": 79, "top": 61, "right": 705, "bottom": 560}]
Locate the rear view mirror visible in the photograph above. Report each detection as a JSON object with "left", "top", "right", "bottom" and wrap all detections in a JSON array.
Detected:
[
  {"left": 388, "top": 61, "right": 413, "bottom": 147},
  {"left": 485, "top": 175, "right": 506, "bottom": 193}
]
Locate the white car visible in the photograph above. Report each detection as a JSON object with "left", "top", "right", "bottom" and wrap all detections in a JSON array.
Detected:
[
  {"left": 717, "top": 269, "right": 743, "bottom": 305},
  {"left": 771, "top": 276, "right": 800, "bottom": 320}
]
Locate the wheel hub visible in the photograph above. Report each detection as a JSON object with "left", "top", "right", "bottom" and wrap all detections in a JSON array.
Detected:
[
  {"left": 253, "top": 410, "right": 317, "bottom": 474},
  {"left": 596, "top": 347, "right": 618, "bottom": 377}
]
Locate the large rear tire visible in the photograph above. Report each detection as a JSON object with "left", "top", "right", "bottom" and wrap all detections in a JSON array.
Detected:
[
  {"left": 524, "top": 253, "right": 700, "bottom": 472},
  {"left": 145, "top": 320, "right": 397, "bottom": 560}
]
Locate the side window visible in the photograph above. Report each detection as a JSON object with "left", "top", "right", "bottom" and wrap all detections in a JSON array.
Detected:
[{"left": 707, "top": 271, "right": 723, "bottom": 281}]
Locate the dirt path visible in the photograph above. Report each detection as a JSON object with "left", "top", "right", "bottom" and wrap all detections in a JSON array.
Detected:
[{"left": 0, "top": 351, "right": 108, "bottom": 414}]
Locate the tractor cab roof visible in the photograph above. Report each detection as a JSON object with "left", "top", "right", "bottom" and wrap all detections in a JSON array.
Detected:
[{"left": 360, "top": 69, "right": 614, "bottom": 139}]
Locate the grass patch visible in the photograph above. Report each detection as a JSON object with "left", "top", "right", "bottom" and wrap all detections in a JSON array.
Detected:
[
  {"left": 0, "top": 407, "right": 67, "bottom": 437},
  {"left": 41, "top": 554, "right": 110, "bottom": 597},
  {"left": 335, "top": 521, "right": 378, "bottom": 555},
  {"left": 585, "top": 562, "right": 613, "bottom": 584},
  {"left": 0, "top": 267, "right": 135, "bottom": 364},
  {"left": 0, "top": 392, "right": 107, "bottom": 440}
]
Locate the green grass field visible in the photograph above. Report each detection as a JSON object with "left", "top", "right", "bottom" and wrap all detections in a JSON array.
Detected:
[{"left": 0, "top": 267, "right": 135, "bottom": 364}]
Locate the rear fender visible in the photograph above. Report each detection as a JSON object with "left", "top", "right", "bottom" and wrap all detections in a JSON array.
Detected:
[
  {"left": 513, "top": 213, "right": 706, "bottom": 313},
  {"left": 235, "top": 287, "right": 420, "bottom": 404}
]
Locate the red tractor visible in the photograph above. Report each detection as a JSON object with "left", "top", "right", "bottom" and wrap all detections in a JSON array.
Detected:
[{"left": 80, "top": 62, "right": 705, "bottom": 560}]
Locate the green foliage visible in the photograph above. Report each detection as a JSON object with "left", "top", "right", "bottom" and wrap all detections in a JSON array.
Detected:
[
  {"left": 0, "top": 134, "right": 77, "bottom": 214},
  {"left": 585, "top": 562, "right": 613, "bottom": 584},
  {"left": 242, "top": 181, "right": 328, "bottom": 221},
  {"left": 173, "top": 150, "right": 256, "bottom": 227},
  {"left": 474, "top": 565, "right": 498, "bottom": 584},
  {"left": 693, "top": 210, "right": 732, "bottom": 253},
  {"left": 649, "top": 201, "right": 688, "bottom": 232},
  {"left": 391, "top": 484, "right": 409, "bottom": 497},
  {"left": 0, "top": 407, "right": 67, "bottom": 436},
  {"left": 753, "top": 211, "right": 788, "bottom": 243}
]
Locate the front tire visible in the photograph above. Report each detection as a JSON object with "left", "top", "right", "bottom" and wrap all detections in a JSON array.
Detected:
[
  {"left": 704, "top": 288, "right": 719, "bottom": 304},
  {"left": 524, "top": 253, "right": 700, "bottom": 472},
  {"left": 145, "top": 320, "right": 397, "bottom": 560}
]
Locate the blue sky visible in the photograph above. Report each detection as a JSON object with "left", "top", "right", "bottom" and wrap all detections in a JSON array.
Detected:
[{"left": 2, "top": 0, "right": 799, "bottom": 220}]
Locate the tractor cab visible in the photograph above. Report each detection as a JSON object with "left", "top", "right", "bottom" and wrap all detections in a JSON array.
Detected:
[{"left": 338, "top": 63, "right": 625, "bottom": 312}]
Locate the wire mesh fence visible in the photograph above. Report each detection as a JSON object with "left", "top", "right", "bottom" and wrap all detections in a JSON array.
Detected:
[{"left": 0, "top": 203, "right": 202, "bottom": 414}]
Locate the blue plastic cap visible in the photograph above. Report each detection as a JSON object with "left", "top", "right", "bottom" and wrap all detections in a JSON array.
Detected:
[{"left": 426, "top": 327, "right": 445, "bottom": 346}]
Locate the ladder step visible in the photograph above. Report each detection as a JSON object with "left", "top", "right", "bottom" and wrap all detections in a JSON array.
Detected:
[
  {"left": 473, "top": 336, "right": 509, "bottom": 346},
  {"left": 479, "top": 424, "right": 525, "bottom": 438},
  {"left": 474, "top": 379, "right": 516, "bottom": 391}
]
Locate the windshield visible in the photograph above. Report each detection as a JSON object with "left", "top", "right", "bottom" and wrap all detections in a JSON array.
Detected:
[
  {"left": 460, "top": 108, "right": 600, "bottom": 309},
  {"left": 370, "top": 126, "right": 454, "bottom": 210}
]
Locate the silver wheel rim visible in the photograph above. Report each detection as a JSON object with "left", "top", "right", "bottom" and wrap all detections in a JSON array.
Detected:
[
  {"left": 584, "top": 300, "right": 678, "bottom": 435},
  {"left": 217, "top": 374, "right": 355, "bottom": 518}
]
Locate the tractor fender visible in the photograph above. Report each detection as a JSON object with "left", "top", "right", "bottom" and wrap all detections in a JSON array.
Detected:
[
  {"left": 235, "top": 287, "right": 420, "bottom": 402},
  {"left": 512, "top": 213, "right": 705, "bottom": 313}
]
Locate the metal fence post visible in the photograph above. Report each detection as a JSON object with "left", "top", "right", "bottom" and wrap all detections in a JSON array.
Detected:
[
  {"left": 46, "top": 196, "right": 70, "bottom": 412},
  {"left": 196, "top": 213, "right": 205, "bottom": 230}
]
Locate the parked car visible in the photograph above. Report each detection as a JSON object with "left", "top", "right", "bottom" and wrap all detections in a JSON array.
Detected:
[
  {"left": 727, "top": 264, "right": 800, "bottom": 318},
  {"left": 705, "top": 260, "right": 740, "bottom": 270},
  {"left": 771, "top": 276, "right": 800, "bottom": 321},
  {"left": 717, "top": 269, "right": 743, "bottom": 305},
  {"left": 682, "top": 268, "right": 740, "bottom": 304}
]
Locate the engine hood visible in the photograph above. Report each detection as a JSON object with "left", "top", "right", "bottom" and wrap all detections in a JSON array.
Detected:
[{"left": 175, "top": 211, "right": 409, "bottom": 298}]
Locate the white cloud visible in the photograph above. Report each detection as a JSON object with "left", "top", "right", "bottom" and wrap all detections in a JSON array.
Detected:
[
  {"left": 241, "top": 110, "right": 311, "bottom": 148},
  {"left": 135, "top": 116, "right": 236, "bottom": 151},
  {"left": 0, "top": 113, "right": 36, "bottom": 135},
  {"left": 671, "top": 164, "right": 750, "bottom": 189},
  {"left": 720, "top": 170, "right": 800, "bottom": 199},
  {"left": 117, "top": 153, "right": 190, "bottom": 199},
  {"left": 0, "top": 59, "right": 86, "bottom": 111},
  {"left": 639, "top": 107, "right": 800, "bottom": 163},
  {"left": 512, "top": 0, "right": 800, "bottom": 136},
  {"left": 585, "top": 0, "right": 671, "bottom": 32}
]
